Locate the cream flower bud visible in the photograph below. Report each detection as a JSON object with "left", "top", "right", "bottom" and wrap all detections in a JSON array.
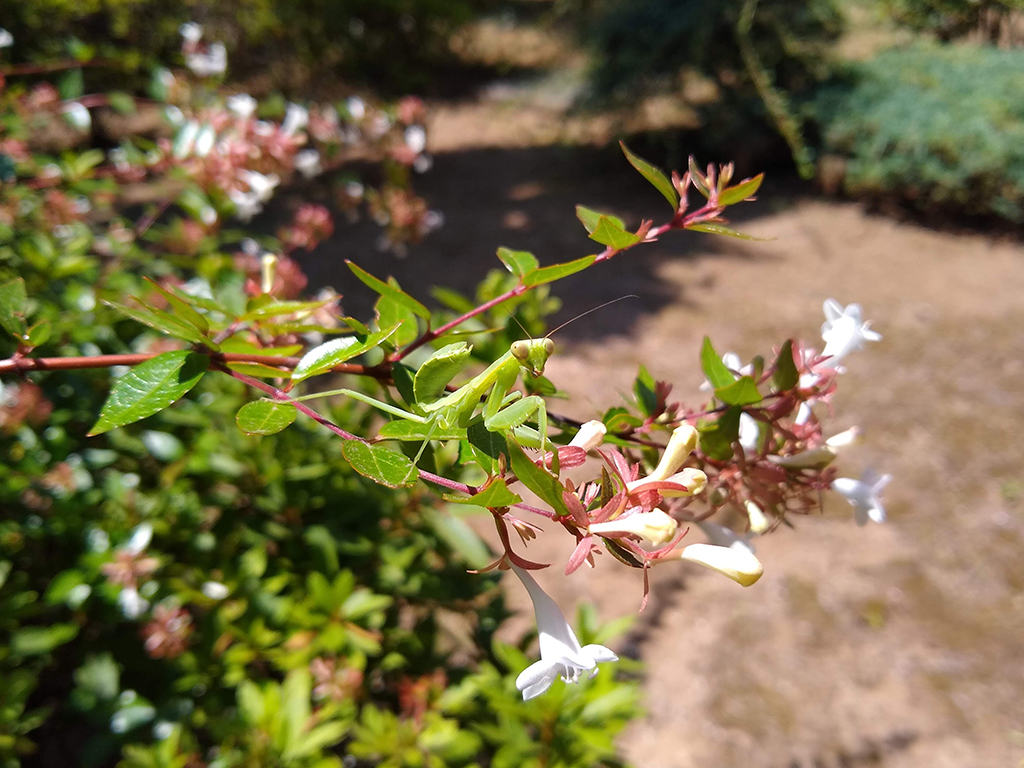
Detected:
[
  {"left": 568, "top": 420, "right": 606, "bottom": 452},
  {"left": 744, "top": 499, "right": 770, "bottom": 534},
  {"left": 589, "top": 509, "right": 678, "bottom": 546},
  {"left": 260, "top": 253, "right": 278, "bottom": 294},
  {"left": 647, "top": 425, "right": 699, "bottom": 481},
  {"left": 679, "top": 543, "right": 763, "bottom": 586},
  {"left": 768, "top": 427, "right": 858, "bottom": 469},
  {"left": 658, "top": 468, "right": 708, "bottom": 497}
]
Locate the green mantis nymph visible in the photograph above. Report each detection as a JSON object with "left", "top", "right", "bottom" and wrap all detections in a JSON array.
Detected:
[{"left": 332, "top": 335, "right": 556, "bottom": 459}]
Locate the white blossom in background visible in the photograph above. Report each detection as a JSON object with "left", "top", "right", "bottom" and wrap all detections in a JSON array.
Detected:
[
  {"left": 769, "top": 426, "right": 858, "bottom": 469},
  {"left": 164, "top": 105, "right": 185, "bottom": 126},
  {"left": 819, "top": 299, "right": 881, "bottom": 369},
  {"left": 239, "top": 170, "right": 279, "bottom": 202},
  {"left": 404, "top": 125, "right": 427, "bottom": 154},
  {"left": 697, "top": 520, "right": 756, "bottom": 555},
  {"left": 118, "top": 587, "right": 149, "bottom": 619},
  {"left": 346, "top": 96, "right": 366, "bottom": 120},
  {"left": 0, "top": 29, "right": 14, "bottom": 48},
  {"left": 186, "top": 42, "right": 227, "bottom": 77},
  {"left": 568, "top": 420, "right": 606, "bottom": 452},
  {"left": 201, "top": 581, "right": 230, "bottom": 600},
  {"left": 62, "top": 103, "right": 91, "bottom": 132},
  {"left": 511, "top": 565, "right": 618, "bottom": 700},
  {"left": 832, "top": 468, "right": 891, "bottom": 526},
  {"left": 172, "top": 120, "right": 200, "bottom": 158},
  {"left": 179, "top": 22, "right": 203, "bottom": 44},
  {"left": 295, "top": 149, "right": 322, "bottom": 179},
  {"left": 193, "top": 124, "right": 216, "bottom": 157},
  {"left": 281, "top": 103, "right": 308, "bottom": 137},
  {"left": 227, "top": 93, "right": 258, "bottom": 120},
  {"left": 738, "top": 412, "right": 760, "bottom": 454}
]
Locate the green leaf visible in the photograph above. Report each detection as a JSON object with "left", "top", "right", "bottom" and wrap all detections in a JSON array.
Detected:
[
  {"left": 445, "top": 478, "right": 522, "bottom": 508},
  {"left": 0, "top": 278, "right": 27, "bottom": 337},
  {"left": 523, "top": 256, "right": 596, "bottom": 287},
  {"left": 504, "top": 437, "right": 568, "bottom": 516},
  {"left": 576, "top": 205, "right": 625, "bottom": 234},
  {"left": 686, "top": 222, "right": 768, "bottom": 241},
  {"left": 620, "top": 141, "right": 679, "bottom": 209},
  {"left": 104, "top": 301, "right": 211, "bottom": 347},
  {"left": 588, "top": 216, "right": 642, "bottom": 250},
  {"left": 292, "top": 324, "right": 401, "bottom": 382},
  {"left": 714, "top": 375, "right": 763, "bottom": 406},
  {"left": 633, "top": 365, "right": 658, "bottom": 416},
  {"left": 700, "top": 337, "right": 735, "bottom": 390},
  {"left": 108, "top": 91, "right": 136, "bottom": 115},
  {"left": 377, "top": 420, "right": 464, "bottom": 441},
  {"left": 89, "top": 351, "right": 209, "bottom": 435},
  {"left": 25, "top": 319, "right": 52, "bottom": 348},
  {"left": 12, "top": 623, "right": 79, "bottom": 656},
  {"left": 241, "top": 298, "right": 336, "bottom": 321},
  {"left": 414, "top": 342, "right": 472, "bottom": 404},
  {"left": 391, "top": 362, "right": 417, "bottom": 406},
  {"left": 144, "top": 277, "right": 209, "bottom": 334},
  {"left": 773, "top": 339, "right": 799, "bottom": 391},
  {"left": 341, "top": 441, "right": 418, "bottom": 488},
  {"left": 424, "top": 509, "right": 492, "bottom": 569},
  {"left": 496, "top": 247, "right": 539, "bottom": 278},
  {"left": 464, "top": 421, "right": 506, "bottom": 474},
  {"left": 719, "top": 173, "right": 764, "bottom": 206},
  {"left": 58, "top": 68, "right": 84, "bottom": 101},
  {"left": 346, "top": 261, "right": 430, "bottom": 320},
  {"left": 236, "top": 401, "right": 297, "bottom": 435},
  {"left": 699, "top": 407, "right": 741, "bottom": 461},
  {"left": 376, "top": 289, "right": 418, "bottom": 347}
]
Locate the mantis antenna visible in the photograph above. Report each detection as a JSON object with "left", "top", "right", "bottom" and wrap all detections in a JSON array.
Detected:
[{"left": 545, "top": 295, "right": 639, "bottom": 338}]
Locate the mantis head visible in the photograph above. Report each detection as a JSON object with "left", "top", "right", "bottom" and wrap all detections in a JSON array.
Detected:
[{"left": 510, "top": 338, "right": 554, "bottom": 378}]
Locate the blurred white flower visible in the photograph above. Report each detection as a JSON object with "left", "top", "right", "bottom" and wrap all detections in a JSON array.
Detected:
[
  {"left": 820, "top": 299, "right": 881, "bottom": 369},
  {"left": 295, "top": 149, "right": 322, "bottom": 179},
  {"left": 193, "top": 124, "right": 216, "bottom": 157},
  {"left": 125, "top": 522, "right": 153, "bottom": 555},
  {"left": 62, "top": 102, "right": 91, "bottom": 132},
  {"left": 118, "top": 587, "right": 149, "bottom": 618},
  {"left": 511, "top": 565, "right": 618, "bottom": 700},
  {"left": 281, "top": 103, "right": 308, "bottom": 137},
  {"left": 227, "top": 93, "right": 257, "bottom": 120},
  {"left": 346, "top": 96, "right": 365, "bottom": 120},
  {"left": 739, "top": 412, "right": 760, "bottom": 453},
  {"left": 186, "top": 42, "right": 226, "bottom": 77},
  {"left": 404, "top": 124, "right": 427, "bottom": 154},
  {"left": 832, "top": 468, "right": 891, "bottom": 526},
  {"left": 179, "top": 22, "right": 203, "bottom": 44},
  {"left": 201, "top": 581, "right": 230, "bottom": 600},
  {"left": 697, "top": 520, "right": 756, "bottom": 555},
  {"left": 769, "top": 427, "right": 858, "bottom": 469},
  {"left": 238, "top": 170, "right": 279, "bottom": 203},
  {"left": 0, "top": 29, "right": 15, "bottom": 48}
]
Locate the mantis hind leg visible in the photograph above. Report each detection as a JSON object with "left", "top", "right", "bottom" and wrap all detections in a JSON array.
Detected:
[{"left": 484, "top": 395, "right": 549, "bottom": 460}]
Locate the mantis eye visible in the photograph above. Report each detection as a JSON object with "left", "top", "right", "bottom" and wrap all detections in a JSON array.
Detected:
[
  {"left": 542, "top": 338, "right": 554, "bottom": 356},
  {"left": 511, "top": 340, "right": 529, "bottom": 361}
]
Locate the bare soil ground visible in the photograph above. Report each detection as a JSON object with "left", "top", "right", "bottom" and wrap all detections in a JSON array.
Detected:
[{"left": 298, "top": 14, "right": 1024, "bottom": 766}]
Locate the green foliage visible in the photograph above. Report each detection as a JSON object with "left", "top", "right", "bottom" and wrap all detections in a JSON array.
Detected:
[
  {"left": 879, "top": 0, "right": 1023, "bottom": 40},
  {"left": 810, "top": 44, "right": 1024, "bottom": 222}
]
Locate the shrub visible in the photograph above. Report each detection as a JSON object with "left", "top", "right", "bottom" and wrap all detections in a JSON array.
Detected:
[{"left": 809, "top": 43, "right": 1024, "bottom": 222}]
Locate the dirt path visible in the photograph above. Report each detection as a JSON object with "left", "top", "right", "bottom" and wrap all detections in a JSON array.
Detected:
[{"left": 302, "top": 136, "right": 1024, "bottom": 767}]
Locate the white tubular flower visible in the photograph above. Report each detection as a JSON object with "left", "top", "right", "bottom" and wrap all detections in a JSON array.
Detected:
[
  {"left": 201, "top": 581, "right": 230, "bottom": 600},
  {"left": 679, "top": 543, "right": 763, "bottom": 586},
  {"left": 229, "top": 190, "right": 261, "bottom": 222},
  {"left": 404, "top": 125, "right": 427, "bottom": 154},
  {"left": 186, "top": 42, "right": 227, "bottom": 77},
  {"left": 281, "top": 103, "right": 308, "bottom": 137},
  {"left": 568, "top": 420, "right": 606, "bottom": 452},
  {"left": 238, "top": 170, "right": 279, "bottom": 202},
  {"left": 589, "top": 509, "right": 678, "bottom": 546},
  {"left": 62, "top": 102, "right": 91, "bottom": 132},
  {"left": 769, "top": 427, "right": 858, "bottom": 469},
  {"left": 193, "top": 124, "right": 216, "bottom": 157},
  {"left": 125, "top": 522, "right": 153, "bottom": 556},
  {"left": 738, "top": 412, "right": 760, "bottom": 453},
  {"left": 118, "top": 587, "right": 149, "bottom": 618},
  {"left": 820, "top": 299, "right": 881, "bottom": 368},
  {"left": 227, "top": 93, "right": 257, "bottom": 120},
  {"left": 832, "top": 468, "right": 891, "bottom": 526},
  {"left": 0, "top": 29, "right": 14, "bottom": 48},
  {"left": 346, "top": 96, "right": 366, "bottom": 120},
  {"left": 511, "top": 565, "right": 618, "bottom": 701},
  {"left": 744, "top": 500, "right": 770, "bottom": 534},
  {"left": 179, "top": 22, "right": 203, "bottom": 44},
  {"left": 645, "top": 424, "right": 699, "bottom": 483},
  {"left": 294, "top": 149, "right": 322, "bottom": 179}
]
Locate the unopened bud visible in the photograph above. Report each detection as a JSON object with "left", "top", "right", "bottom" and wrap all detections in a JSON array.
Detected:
[
  {"left": 658, "top": 468, "right": 708, "bottom": 497},
  {"left": 678, "top": 542, "right": 763, "bottom": 586},
  {"left": 744, "top": 500, "right": 770, "bottom": 534},
  {"left": 260, "top": 253, "right": 278, "bottom": 294},
  {"left": 769, "top": 427, "right": 859, "bottom": 470},
  {"left": 589, "top": 509, "right": 678, "bottom": 546},
  {"left": 568, "top": 420, "right": 606, "bottom": 452},
  {"left": 647, "top": 425, "right": 699, "bottom": 481}
]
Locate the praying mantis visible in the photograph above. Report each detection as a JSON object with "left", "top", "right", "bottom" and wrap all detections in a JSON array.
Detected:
[{"left": 325, "top": 336, "right": 555, "bottom": 460}]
